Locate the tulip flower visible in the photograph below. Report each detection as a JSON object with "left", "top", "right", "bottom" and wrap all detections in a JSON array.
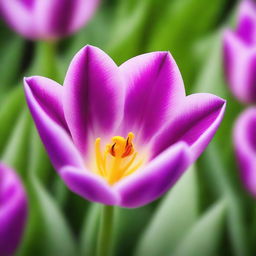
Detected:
[
  {"left": 24, "top": 45, "right": 226, "bottom": 208},
  {"left": 0, "top": 164, "right": 27, "bottom": 256},
  {"left": 0, "top": 0, "right": 99, "bottom": 40},
  {"left": 223, "top": 0, "right": 256, "bottom": 104},
  {"left": 234, "top": 107, "right": 256, "bottom": 196}
]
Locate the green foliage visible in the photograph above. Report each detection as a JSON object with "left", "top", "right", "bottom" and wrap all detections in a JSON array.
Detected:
[
  {"left": 0, "top": 36, "right": 25, "bottom": 95},
  {"left": 80, "top": 204, "right": 101, "bottom": 256},
  {"left": 0, "top": 86, "right": 25, "bottom": 154},
  {"left": 135, "top": 167, "right": 198, "bottom": 256},
  {"left": 17, "top": 175, "right": 77, "bottom": 256},
  {"left": 173, "top": 200, "right": 226, "bottom": 256},
  {"left": 1, "top": 110, "right": 31, "bottom": 177}
]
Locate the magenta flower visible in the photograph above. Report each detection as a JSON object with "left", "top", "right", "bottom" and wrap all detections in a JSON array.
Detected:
[
  {"left": 223, "top": 0, "right": 256, "bottom": 104},
  {"left": 234, "top": 107, "right": 256, "bottom": 196},
  {"left": 0, "top": 0, "right": 99, "bottom": 40},
  {"left": 0, "top": 164, "right": 27, "bottom": 255},
  {"left": 24, "top": 45, "right": 226, "bottom": 208}
]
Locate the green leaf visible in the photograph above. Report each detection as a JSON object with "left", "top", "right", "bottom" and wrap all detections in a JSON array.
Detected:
[
  {"left": 0, "top": 86, "right": 25, "bottom": 154},
  {"left": 148, "top": 0, "right": 228, "bottom": 52},
  {"left": 17, "top": 176, "right": 77, "bottom": 256},
  {"left": 146, "top": 0, "right": 228, "bottom": 89},
  {"left": 52, "top": 178, "right": 70, "bottom": 208},
  {"left": 193, "top": 32, "right": 225, "bottom": 96},
  {"left": 199, "top": 143, "right": 250, "bottom": 256},
  {"left": 80, "top": 204, "right": 101, "bottom": 256},
  {"left": 28, "top": 126, "right": 53, "bottom": 183},
  {"left": 173, "top": 200, "right": 226, "bottom": 256},
  {"left": 0, "top": 36, "right": 25, "bottom": 94},
  {"left": 135, "top": 166, "right": 198, "bottom": 256},
  {"left": 2, "top": 109, "right": 31, "bottom": 177},
  {"left": 107, "top": 0, "right": 153, "bottom": 64},
  {"left": 30, "top": 41, "right": 61, "bottom": 81},
  {"left": 114, "top": 205, "right": 152, "bottom": 256}
]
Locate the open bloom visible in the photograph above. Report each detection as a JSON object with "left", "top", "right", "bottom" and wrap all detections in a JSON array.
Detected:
[
  {"left": 223, "top": 0, "right": 256, "bottom": 104},
  {"left": 0, "top": 164, "right": 27, "bottom": 256},
  {"left": 234, "top": 107, "right": 256, "bottom": 196},
  {"left": 24, "top": 45, "right": 226, "bottom": 208},
  {"left": 0, "top": 0, "right": 99, "bottom": 40}
]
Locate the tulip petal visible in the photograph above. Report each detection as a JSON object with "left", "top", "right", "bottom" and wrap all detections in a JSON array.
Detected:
[
  {"left": 24, "top": 78, "right": 84, "bottom": 172},
  {"left": 34, "top": 0, "right": 99, "bottom": 39},
  {"left": 22, "top": 0, "right": 34, "bottom": 9},
  {"left": 234, "top": 107, "right": 256, "bottom": 196},
  {"left": 0, "top": 164, "right": 27, "bottom": 256},
  {"left": 223, "top": 29, "right": 256, "bottom": 103},
  {"left": 0, "top": 0, "right": 34, "bottom": 38},
  {"left": 60, "top": 166, "right": 119, "bottom": 205},
  {"left": 63, "top": 45, "right": 124, "bottom": 155},
  {"left": 236, "top": 0, "right": 256, "bottom": 45},
  {"left": 24, "top": 76, "right": 68, "bottom": 131},
  {"left": 151, "top": 94, "right": 226, "bottom": 161},
  {"left": 34, "top": 0, "right": 77, "bottom": 39},
  {"left": 0, "top": 0, "right": 99, "bottom": 40},
  {"left": 119, "top": 52, "right": 185, "bottom": 144},
  {"left": 114, "top": 142, "right": 191, "bottom": 208}
]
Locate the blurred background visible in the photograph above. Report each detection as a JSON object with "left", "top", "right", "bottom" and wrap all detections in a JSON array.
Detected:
[{"left": 0, "top": 0, "right": 253, "bottom": 255}]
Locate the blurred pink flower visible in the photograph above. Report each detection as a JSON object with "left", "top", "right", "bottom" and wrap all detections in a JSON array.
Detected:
[
  {"left": 0, "top": 164, "right": 27, "bottom": 256},
  {"left": 24, "top": 45, "right": 225, "bottom": 208},
  {"left": 0, "top": 0, "right": 99, "bottom": 40},
  {"left": 223, "top": 0, "right": 256, "bottom": 104},
  {"left": 234, "top": 108, "right": 256, "bottom": 196}
]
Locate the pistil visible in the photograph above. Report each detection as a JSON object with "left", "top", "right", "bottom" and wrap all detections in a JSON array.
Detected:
[{"left": 95, "top": 132, "right": 143, "bottom": 184}]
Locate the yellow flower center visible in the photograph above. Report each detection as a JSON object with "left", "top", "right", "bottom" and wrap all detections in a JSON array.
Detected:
[{"left": 95, "top": 132, "right": 143, "bottom": 184}]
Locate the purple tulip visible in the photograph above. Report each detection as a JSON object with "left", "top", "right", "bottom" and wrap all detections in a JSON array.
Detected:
[
  {"left": 0, "top": 0, "right": 99, "bottom": 40},
  {"left": 0, "top": 164, "right": 27, "bottom": 256},
  {"left": 24, "top": 45, "right": 226, "bottom": 208},
  {"left": 234, "top": 107, "right": 256, "bottom": 196},
  {"left": 223, "top": 0, "right": 256, "bottom": 104}
]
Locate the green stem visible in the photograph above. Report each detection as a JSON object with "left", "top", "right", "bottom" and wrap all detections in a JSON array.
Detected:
[
  {"left": 251, "top": 204, "right": 256, "bottom": 252},
  {"left": 32, "top": 40, "right": 59, "bottom": 80},
  {"left": 96, "top": 205, "right": 115, "bottom": 256}
]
